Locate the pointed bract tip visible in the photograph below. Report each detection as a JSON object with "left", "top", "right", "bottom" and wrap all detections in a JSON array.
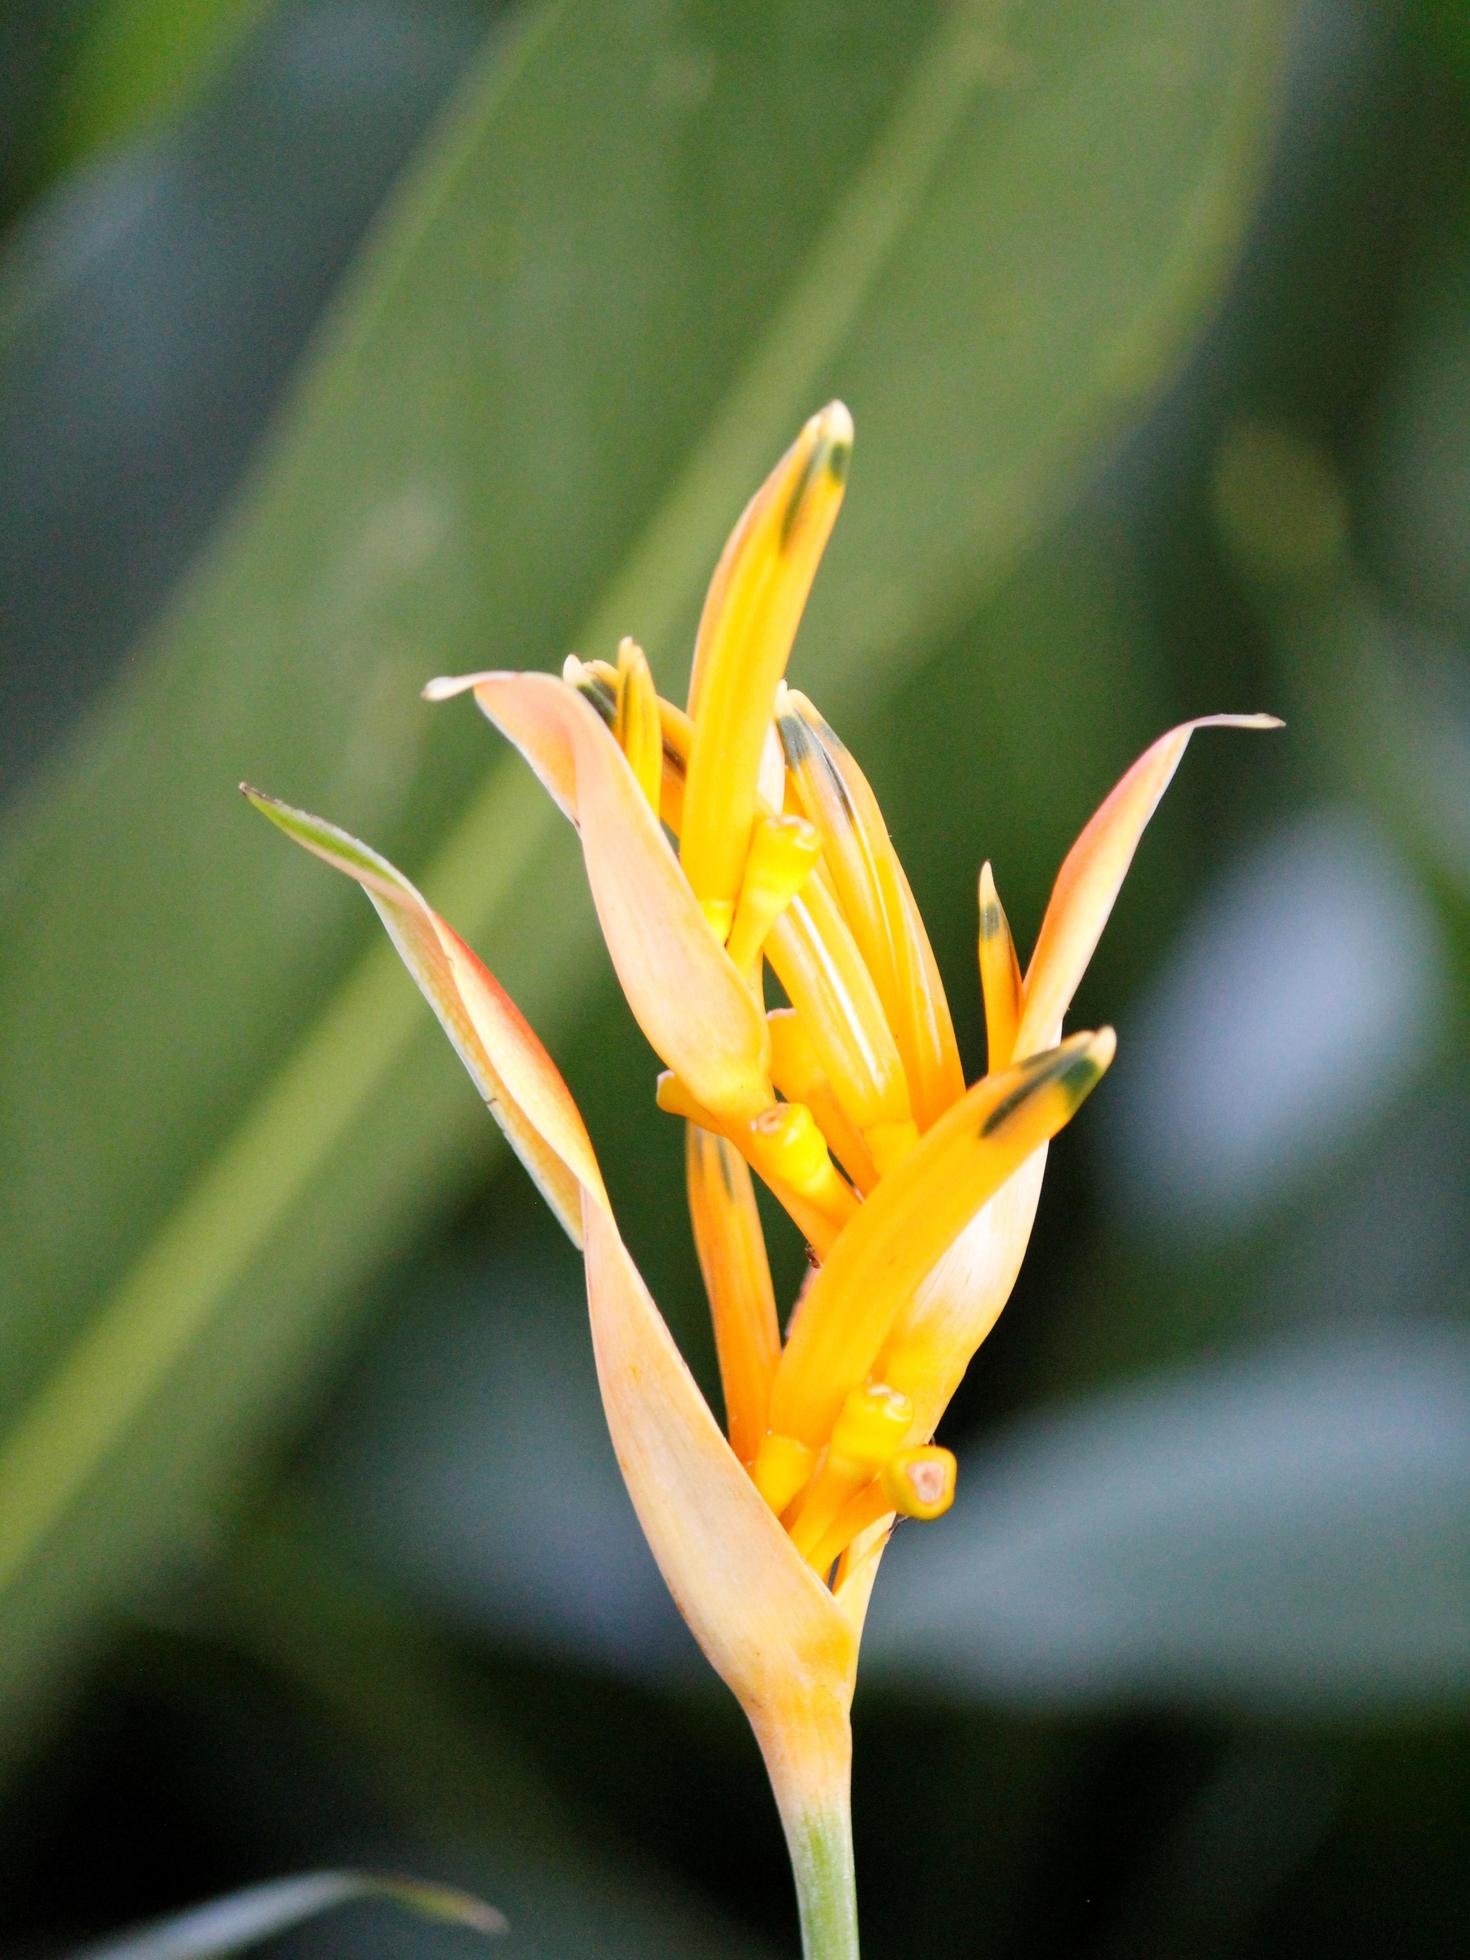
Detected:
[
  {"left": 422, "top": 671, "right": 497, "bottom": 704},
  {"left": 813, "top": 399, "right": 854, "bottom": 446},
  {"left": 1060, "top": 1024, "right": 1117, "bottom": 1093},
  {"left": 1200, "top": 711, "right": 1285, "bottom": 732},
  {"left": 811, "top": 400, "right": 853, "bottom": 483}
]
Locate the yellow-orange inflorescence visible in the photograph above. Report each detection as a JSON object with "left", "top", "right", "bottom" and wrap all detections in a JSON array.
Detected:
[
  {"left": 564, "top": 404, "right": 1118, "bottom": 1575},
  {"left": 250, "top": 404, "right": 1279, "bottom": 1946},
  {"left": 259, "top": 403, "right": 1278, "bottom": 1608}
]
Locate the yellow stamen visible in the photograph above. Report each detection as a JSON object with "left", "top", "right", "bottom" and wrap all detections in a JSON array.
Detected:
[
  {"left": 748, "top": 1102, "right": 857, "bottom": 1221},
  {"left": 977, "top": 861, "right": 1023, "bottom": 1071},
  {"left": 654, "top": 1073, "right": 854, "bottom": 1256},
  {"left": 765, "top": 876, "right": 915, "bottom": 1148},
  {"left": 726, "top": 813, "right": 822, "bottom": 974},
  {"left": 685, "top": 1124, "right": 781, "bottom": 1467},
  {"left": 882, "top": 1445, "right": 956, "bottom": 1521},
  {"left": 614, "top": 637, "right": 663, "bottom": 815},
  {"left": 788, "top": 1382, "right": 915, "bottom": 1559},
  {"left": 779, "top": 689, "right": 965, "bottom": 1128},
  {"left": 768, "top": 1029, "right": 1117, "bottom": 1451},
  {"left": 681, "top": 402, "right": 853, "bottom": 939},
  {"left": 644, "top": 693, "right": 916, "bottom": 1165},
  {"left": 766, "top": 1008, "right": 879, "bottom": 1193},
  {"left": 804, "top": 1449, "right": 956, "bottom": 1575}
]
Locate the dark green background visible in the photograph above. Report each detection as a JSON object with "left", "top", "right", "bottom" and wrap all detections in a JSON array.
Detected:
[{"left": 2, "top": 1, "right": 1466, "bottom": 1954}]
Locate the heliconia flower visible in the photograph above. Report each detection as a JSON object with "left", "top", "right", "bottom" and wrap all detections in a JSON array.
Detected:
[{"left": 247, "top": 404, "right": 1278, "bottom": 1958}]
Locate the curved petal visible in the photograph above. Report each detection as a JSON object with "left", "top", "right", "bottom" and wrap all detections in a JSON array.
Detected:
[
  {"left": 685, "top": 1123, "right": 781, "bottom": 1466},
  {"left": 242, "top": 788, "right": 596, "bottom": 1240},
  {"left": 878, "top": 1147, "right": 1049, "bottom": 1442},
  {"left": 771, "top": 1031, "right": 1116, "bottom": 1451},
  {"left": 250, "top": 788, "right": 859, "bottom": 1783},
  {"left": 681, "top": 401, "right": 853, "bottom": 937},
  {"left": 1015, "top": 714, "right": 1282, "bottom": 1059},
  {"left": 430, "top": 669, "right": 772, "bottom": 1121},
  {"left": 583, "top": 1196, "right": 858, "bottom": 1738}
]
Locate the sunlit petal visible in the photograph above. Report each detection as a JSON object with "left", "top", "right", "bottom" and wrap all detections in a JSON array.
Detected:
[
  {"left": 977, "top": 861, "right": 1023, "bottom": 1071},
  {"left": 878, "top": 1148, "right": 1049, "bottom": 1442},
  {"left": 1015, "top": 715, "right": 1282, "bottom": 1058},
  {"left": 430, "top": 668, "right": 773, "bottom": 1121},
  {"left": 686, "top": 1124, "right": 782, "bottom": 1465},
  {"left": 582, "top": 1196, "right": 858, "bottom": 1737},
  {"left": 770, "top": 1031, "right": 1116, "bottom": 1451},
  {"left": 242, "top": 788, "right": 595, "bottom": 1241},
  {"left": 681, "top": 402, "right": 853, "bottom": 938},
  {"left": 779, "top": 689, "right": 964, "bottom": 1126},
  {"left": 251, "top": 785, "right": 860, "bottom": 1779}
]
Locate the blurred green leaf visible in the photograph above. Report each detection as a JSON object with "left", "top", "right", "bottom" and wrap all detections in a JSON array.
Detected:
[
  {"left": 222, "top": 1506, "right": 776, "bottom": 1957},
  {"left": 72, "top": 1870, "right": 503, "bottom": 1960},
  {"left": 867, "top": 1326, "right": 1470, "bottom": 1712},
  {"left": 0, "top": 0, "right": 1289, "bottom": 1758},
  {"left": 51, "top": 0, "right": 280, "bottom": 170}
]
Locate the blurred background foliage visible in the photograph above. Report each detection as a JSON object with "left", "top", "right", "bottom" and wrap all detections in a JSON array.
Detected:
[{"left": 1, "top": 0, "right": 1467, "bottom": 1952}]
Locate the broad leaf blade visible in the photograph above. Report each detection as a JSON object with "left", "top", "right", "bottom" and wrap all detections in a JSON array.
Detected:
[{"left": 867, "top": 1326, "right": 1470, "bottom": 1712}]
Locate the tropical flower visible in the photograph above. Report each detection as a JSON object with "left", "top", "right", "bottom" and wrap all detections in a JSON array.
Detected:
[{"left": 246, "top": 403, "right": 1276, "bottom": 1957}]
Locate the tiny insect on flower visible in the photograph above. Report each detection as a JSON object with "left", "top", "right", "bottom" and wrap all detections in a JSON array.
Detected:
[{"left": 246, "top": 403, "right": 1278, "bottom": 1956}]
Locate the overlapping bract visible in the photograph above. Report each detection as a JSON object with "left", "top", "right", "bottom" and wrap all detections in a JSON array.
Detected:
[{"left": 249, "top": 403, "right": 1277, "bottom": 1789}]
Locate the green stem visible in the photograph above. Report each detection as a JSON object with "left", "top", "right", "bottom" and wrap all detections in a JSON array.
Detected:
[
  {"left": 755, "top": 1706, "right": 860, "bottom": 1959},
  {"left": 787, "top": 1798, "right": 860, "bottom": 1960}
]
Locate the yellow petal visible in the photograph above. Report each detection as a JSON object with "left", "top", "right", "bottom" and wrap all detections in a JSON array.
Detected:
[
  {"left": 430, "top": 669, "right": 772, "bottom": 1121},
  {"left": 655, "top": 1072, "right": 853, "bottom": 1258},
  {"left": 680, "top": 403, "right": 853, "bottom": 938},
  {"left": 977, "top": 861, "right": 1023, "bottom": 1071},
  {"left": 769, "top": 1031, "right": 1116, "bottom": 1452},
  {"left": 582, "top": 1194, "right": 859, "bottom": 1781},
  {"left": 250, "top": 784, "right": 860, "bottom": 1798},
  {"left": 779, "top": 689, "right": 965, "bottom": 1127},
  {"left": 765, "top": 876, "right": 915, "bottom": 1148},
  {"left": 877, "top": 1146, "right": 1049, "bottom": 1443},
  {"left": 685, "top": 1123, "right": 781, "bottom": 1466},
  {"left": 242, "top": 788, "right": 597, "bottom": 1241},
  {"left": 1015, "top": 714, "right": 1282, "bottom": 1059},
  {"left": 767, "top": 1007, "right": 879, "bottom": 1194},
  {"left": 613, "top": 636, "right": 663, "bottom": 815}
]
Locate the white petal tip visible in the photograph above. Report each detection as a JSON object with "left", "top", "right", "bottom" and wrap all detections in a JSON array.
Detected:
[
  {"left": 814, "top": 399, "right": 854, "bottom": 445},
  {"left": 422, "top": 671, "right": 500, "bottom": 703},
  {"left": 1198, "top": 712, "right": 1285, "bottom": 732}
]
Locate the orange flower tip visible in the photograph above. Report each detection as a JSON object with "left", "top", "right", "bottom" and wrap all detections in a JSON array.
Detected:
[
  {"left": 781, "top": 400, "right": 854, "bottom": 547},
  {"left": 977, "top": 862, "right": 1002, "bottom": 940},
  {"left": 881, "top": 1445, "right": 956, "bottom": 1522},
  {"left": 753, "top": 1431, "right": 817, "bottom": 1514},
  {"left": 978, "top": 1027, "right": 1116, "bottom": 1140}
]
